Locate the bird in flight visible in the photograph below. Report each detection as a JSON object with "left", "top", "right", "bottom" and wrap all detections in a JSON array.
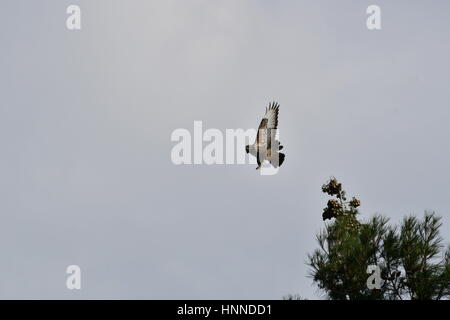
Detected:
[{"left": 245, "top": 102, "right": 285, "bottom": 170}]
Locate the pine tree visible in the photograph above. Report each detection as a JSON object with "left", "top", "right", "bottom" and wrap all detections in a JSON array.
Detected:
[{"left": 308, "top": 178, "right": 450, "bottom": 300}]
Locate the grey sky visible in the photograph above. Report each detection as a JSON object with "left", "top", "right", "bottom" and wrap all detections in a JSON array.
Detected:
[{"left": 1, "top": 0, "right": 450, "bottom": 299}]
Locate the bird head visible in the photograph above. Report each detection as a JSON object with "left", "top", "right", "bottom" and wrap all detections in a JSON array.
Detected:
[{"left": 245, "top": 145, "right": 249, "bottom": 154}]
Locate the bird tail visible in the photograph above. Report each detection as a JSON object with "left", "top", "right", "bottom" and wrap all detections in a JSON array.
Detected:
[
  {"left": 269, "top": 152, "right": 285, "bottom": 168},
  {"left": 279, "top": 152, "right": 285, "bottom": 166}
]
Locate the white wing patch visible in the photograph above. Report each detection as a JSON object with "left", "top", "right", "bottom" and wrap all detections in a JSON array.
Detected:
[{"left": 263, "top": 102, "right": 279, "bottom": 129}]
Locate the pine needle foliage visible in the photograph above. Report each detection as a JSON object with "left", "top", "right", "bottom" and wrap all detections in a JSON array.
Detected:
[{"left": 308, "top": 178, "right": 450, "bottom": 300}]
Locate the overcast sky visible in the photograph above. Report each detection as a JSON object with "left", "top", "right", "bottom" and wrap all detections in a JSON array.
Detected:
[{"left": 1, "top": 0, "right": 450, "bottom": 299}]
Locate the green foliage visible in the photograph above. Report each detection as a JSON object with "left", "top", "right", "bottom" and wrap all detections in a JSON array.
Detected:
[{"left": 308, "top": 178, "right": 450, "bottom": 300}]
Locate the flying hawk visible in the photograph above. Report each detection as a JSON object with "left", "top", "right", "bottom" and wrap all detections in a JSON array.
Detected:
[{"left": 245, "top": 102, "right": 285, "bottom": 170}]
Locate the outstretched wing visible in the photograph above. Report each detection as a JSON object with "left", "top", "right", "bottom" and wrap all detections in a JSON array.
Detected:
[
  {"left": 256, "top": 102, "right": 279, "bottom": 147},
  {"left": 260, "top": 102, "right": 279, "bottom": 130}
]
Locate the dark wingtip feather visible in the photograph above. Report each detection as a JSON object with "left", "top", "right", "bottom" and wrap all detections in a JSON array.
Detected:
[{"left": 268, "top": 101, "right": 280, "bottom": 111}]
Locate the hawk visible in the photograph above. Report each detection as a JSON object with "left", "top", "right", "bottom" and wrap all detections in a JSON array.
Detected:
[{"left": 245, "top": 102, "right": 285, "bottom": 170}]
